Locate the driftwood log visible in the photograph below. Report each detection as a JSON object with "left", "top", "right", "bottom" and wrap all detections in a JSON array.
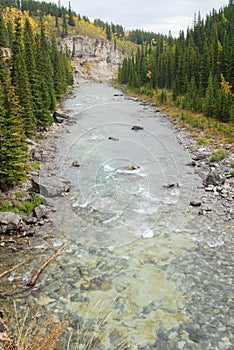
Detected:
[
  {"left": 27, "top": 243, "right": 68, "bottom": 287},
  {"left": 0, "top": 243, "right": 68, "bottom": 297}
]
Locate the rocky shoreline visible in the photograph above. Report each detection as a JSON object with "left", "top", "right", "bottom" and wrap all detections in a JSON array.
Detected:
[
  {"left": 0, "top": 110, "right": 73, "bottom": 245},
  {"left": 0, "top": 90, "right": 233, "bottom": 244}
]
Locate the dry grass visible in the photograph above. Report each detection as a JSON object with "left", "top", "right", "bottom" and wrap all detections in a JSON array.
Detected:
[
  {"left": 119, "top": 85, "right": 234, "bottom": 151},
  {"left": 4, "top": 301, "right": 66, "bottom": 350},
  {"left": 3, "top": 298, "right": 142, "bottom": 350}
]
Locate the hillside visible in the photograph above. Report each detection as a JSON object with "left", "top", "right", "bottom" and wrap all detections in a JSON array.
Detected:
[{"left": 118, "top": 1, "right": 234, "bottom": 124}]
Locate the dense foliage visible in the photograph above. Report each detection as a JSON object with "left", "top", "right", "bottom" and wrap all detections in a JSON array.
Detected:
[
  {"left": 0, "top": 5, "right": 73, "bottom": 189},
  {"left": 118, "top": 1, "right": 234, "bottom": 122}
]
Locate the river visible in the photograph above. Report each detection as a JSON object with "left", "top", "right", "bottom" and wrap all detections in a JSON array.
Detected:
[{"left": 1, "top": 82, "right": 233, "bottom": 349}]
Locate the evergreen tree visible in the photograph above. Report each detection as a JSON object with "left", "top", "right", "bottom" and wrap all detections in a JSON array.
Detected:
[
  {"left": 11, "top": 17, "right": 36, "bottom": 135},
  {"left": 62, "top": 13, "right": 68, "bottom": 37},
  {"left": 0, "top": 49, "right": 29, "bottom": 189},
  {"left": 0, "top": 12, "right": 7, "bottom": 46},
  {"left": 68, "top": 1, "right": 75, "bottom": 26}
]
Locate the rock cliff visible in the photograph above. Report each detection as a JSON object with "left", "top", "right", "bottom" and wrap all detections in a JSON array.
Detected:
[{"left": 59, "top": 35, "right": 124, "bottom": 83}]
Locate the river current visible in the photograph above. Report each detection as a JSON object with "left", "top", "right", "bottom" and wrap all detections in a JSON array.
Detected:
[{"left": 1, "top": 83, "right": 233, "bottom": 349}]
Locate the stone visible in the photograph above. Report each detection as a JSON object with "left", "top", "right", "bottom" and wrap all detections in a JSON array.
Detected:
[
  {"left": 186, "top": 161, "right": 196, "bottom": 166},
  {"left": 163, "top": 183, "right": 175, "bottom": 188},
  {"left": 131, "top": 125, "right": 144, "bottom": 131},
  {"left": 33, "top": 205, "right": 49, "bottom": 220},
  {"left": 72, "top": 161, "right": 81, "bottom": 167},
  {"left": 203, "top": 171, "right": 225, "bottom": 186},
  {"left": 0, "top": 212, "right": 22, "bottom": 234},
  {"left": 190, "top": 200, "right": 202, "bottom": 207},
  {"left": 53, "top": 111, "right": 69, "bottom": 123},
  {"left": 32, "top": 176, "right": 71, "bottom": 197},
  {"left": 25, "top": 214, "right": 38, "bottom": 224},
  {"left": 108, "top": 136, "right": 119, "bottom": 141}
]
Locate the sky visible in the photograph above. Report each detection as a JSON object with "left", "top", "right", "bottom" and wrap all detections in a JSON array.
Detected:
[{"left": 60, "top": 0, "right": 227, "bottom": 37}]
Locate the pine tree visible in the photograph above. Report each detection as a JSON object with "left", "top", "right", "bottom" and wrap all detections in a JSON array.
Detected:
[
  {"left": 62, "top": 13, "right": 68, "bottom": 37},
  {"left": 0, "top": 12, "right": 7, "bottom": 47},
  {"left": 23, "top": 17, "right": 49, "bottom": 129},
  {"left": 0, "top": 50, "right": 29, "bottom": 189},
  {"left": 68, "top": 1, "right": 75, "bottom": 26},
  {"left": 11, "top": 17, "right": 36, "bottom": 136}
]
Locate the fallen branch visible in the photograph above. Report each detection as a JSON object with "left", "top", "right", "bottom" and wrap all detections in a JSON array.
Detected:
[
  {"left": 27, "top": 243, "right": 68, "bottom": 288},
  {"left": 0, "top": 287, "right": 30, "bottom": 298},
  {"left": 0, "top": 258, "right": 31, "bottom": 279}
]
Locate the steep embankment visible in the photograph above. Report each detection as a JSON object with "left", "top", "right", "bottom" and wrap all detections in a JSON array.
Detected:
[{"left": 59, "top": 35, "right": 124, "bottom": 83}]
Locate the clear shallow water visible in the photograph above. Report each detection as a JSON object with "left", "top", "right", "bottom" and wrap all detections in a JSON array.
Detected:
[{"left": 1, "top": 83, "right": 233, "bottom": 349}]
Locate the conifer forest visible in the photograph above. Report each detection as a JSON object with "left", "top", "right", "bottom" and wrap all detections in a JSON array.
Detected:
[{"left": 118, "top": 1, "right": 234, "bottom": 123}]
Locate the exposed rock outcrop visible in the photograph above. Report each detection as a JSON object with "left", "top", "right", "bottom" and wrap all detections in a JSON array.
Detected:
[{"left": 59, "top": 35, "right": 124, "bottom": 83}]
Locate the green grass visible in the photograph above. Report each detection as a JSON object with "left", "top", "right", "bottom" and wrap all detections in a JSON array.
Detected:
[
  {"left": 0, "top": 195, "right": 42, "bottom": 216},
  {"left": 209, "top": 149, "right": 228, "bottom": 162},
  {"left": 31, "top": 160, "right": 41, "bottom": 171}
]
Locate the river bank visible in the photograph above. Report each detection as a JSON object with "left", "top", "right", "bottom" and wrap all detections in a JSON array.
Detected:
[
  {"left": 1, "top": 84, "right": 233, "bottom": 241},
  {"left": 0, "top": 82, "right": 233, "bottom": 350}
]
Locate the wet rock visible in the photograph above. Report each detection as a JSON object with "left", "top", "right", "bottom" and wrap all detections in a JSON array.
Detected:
[
  {"left": 108, "top": 136, "right": 119, "bottom": 141},
  {"left": 72, "top": 161, "right": 81, "bottom": 167},
  {"left": 186, "top": 161, "right": 196, "bottom": 166},
  {"left": 131, "top": 125, "right": 144, "bottom": 131},
  {"left": 205, "top": 185, "right": 214, "bottom": 192},
  {"left": 201, "top": 204, "right": 213, "bottom": 211},
  {"left": 53, "top": 110, "right": 69, "bottom": 123},
  {"left": 190, "top": 200, "right": 202, "bottom": 207},
  {"left": 163, "top": 183, "right": 175, "bottom": 188},
  {"left": 0, "top": 212, "right": 23, "bottom": 234}
]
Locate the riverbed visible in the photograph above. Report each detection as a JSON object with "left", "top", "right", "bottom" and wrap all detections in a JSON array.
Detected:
[{"left": 1, "top": 82, "right": 233, "bottom": 349}]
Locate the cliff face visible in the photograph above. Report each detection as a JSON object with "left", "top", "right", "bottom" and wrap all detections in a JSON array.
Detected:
[{"left": 60, "top": 35, "right": 124, "bottom": 83}]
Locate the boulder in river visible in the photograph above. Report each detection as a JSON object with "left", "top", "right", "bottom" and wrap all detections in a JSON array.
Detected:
[
  {"left": 108, "top": 136, "right": 119, "bottom": 141},
  {"left": 163, "top": 183, "right": 175, "bottom": 188},
  {"left": 190, "top": 200, "right": 202, "bottom": 207},
  {"left": 72, "top": 161, "right": 81, "bottom": 167},
  {"left": 131, "top": 125, "right": 144, "bottom": 131}
]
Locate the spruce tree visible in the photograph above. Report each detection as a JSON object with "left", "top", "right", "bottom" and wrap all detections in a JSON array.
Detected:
[
  {"left": 0, "top": 50, "right": 28, "bottom": 189},
  {"left": 68, "top": 1, "right": 75, "bottom": 26},
  {"left": 11, "top": 17, "right": 36, "bottom": 136}
]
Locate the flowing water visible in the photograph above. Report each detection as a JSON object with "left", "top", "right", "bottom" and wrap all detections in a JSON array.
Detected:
[{"left": 1, "top": 83, "right": 233, "bottom": 349}]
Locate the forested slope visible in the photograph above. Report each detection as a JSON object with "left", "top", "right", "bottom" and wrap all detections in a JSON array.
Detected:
[
  {"left": 118, "top": 1, "right": 234, "bottom": 122},
  {"left": 0, "top": 4, "right": 73, "bottom": 190}
]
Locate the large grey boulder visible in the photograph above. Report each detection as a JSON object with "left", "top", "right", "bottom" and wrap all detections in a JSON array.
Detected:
[
  {"left": 32, "top": 177, "right": 71, "bottom": 197},
  {"left": 0, "top": 212, "right": 23, "bottom": 234}
]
